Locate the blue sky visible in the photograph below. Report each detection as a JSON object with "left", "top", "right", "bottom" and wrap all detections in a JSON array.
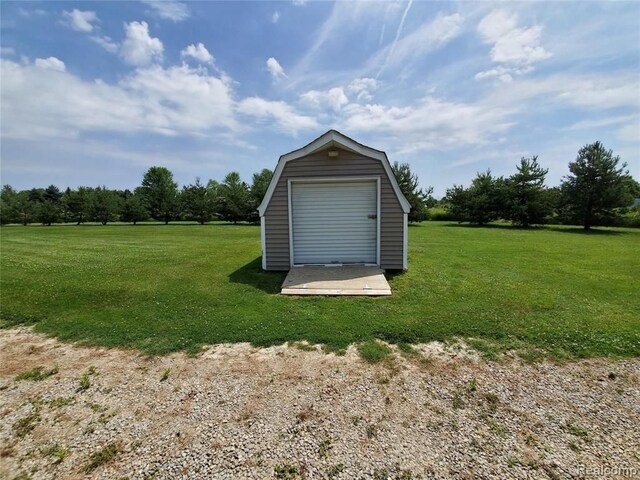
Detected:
[{"left": 1, "top": 1, "right": 638, "bottom": 197}]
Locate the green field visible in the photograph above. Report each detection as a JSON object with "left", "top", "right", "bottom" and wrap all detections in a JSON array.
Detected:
[{"left": 1, "top": 222, "right": 638, "bottom": 359}]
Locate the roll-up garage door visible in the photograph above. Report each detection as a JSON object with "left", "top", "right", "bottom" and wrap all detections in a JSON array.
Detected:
[{"left": 291, "top": 180, "right": 378, "bottom": 265}]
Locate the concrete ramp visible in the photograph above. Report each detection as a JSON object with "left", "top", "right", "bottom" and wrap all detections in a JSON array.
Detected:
[{"left": 281, "top": 266, "right": 391, "bottom": 296}]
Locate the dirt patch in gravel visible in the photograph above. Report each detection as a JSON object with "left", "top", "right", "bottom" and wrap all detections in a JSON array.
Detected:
[{"left": 1, "top": 327, "right": 638, "bottom": 480}]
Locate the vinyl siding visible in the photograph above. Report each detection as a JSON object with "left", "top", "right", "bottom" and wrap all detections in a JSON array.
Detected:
[{"left": 264, "top": 147, "right": 404, "bottom": 270}]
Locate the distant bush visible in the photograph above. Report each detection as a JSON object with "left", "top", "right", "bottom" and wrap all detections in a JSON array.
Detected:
[{"left": 427, "top": 206, "right": 458, "bottom": 222}]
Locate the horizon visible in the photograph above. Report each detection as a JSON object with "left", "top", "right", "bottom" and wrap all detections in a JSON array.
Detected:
[{"left": 1, "top": 1, "right": 639, "bottom": 197}]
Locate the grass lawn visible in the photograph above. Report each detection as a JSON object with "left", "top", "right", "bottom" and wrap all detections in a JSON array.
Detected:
[{"left": 1, "top": 222, "right": 638, "bottom": 358}]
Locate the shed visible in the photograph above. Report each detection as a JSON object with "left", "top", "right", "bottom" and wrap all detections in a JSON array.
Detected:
[{"left": 258, "top": 130, "right": 410, "bottom": 271}]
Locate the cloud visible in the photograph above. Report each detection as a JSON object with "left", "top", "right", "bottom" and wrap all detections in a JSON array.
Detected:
[
  {"left": 62, "top": 9, "right": 98, "bottom": 32},
  {"left": 0, "top": 59, "right": 238, "bottom": 140},
  {"left": 476, "top": 10, "right": 551, "bottom": 81},
  {"left": 340, "top": 96, "right": 515, "bottom": 152},
  {"left": 1, "top": 57, "right": 319, "bottom": 142},
  {"left": 237, "top": 97, "right": 318, "bottom": 135},
  {"left": 272, "top": 11, "right": 280, "bottom": 24},
  {"left": 474, "top": 66, "right": 533, "bottom": 83},
  {"left": 300, "top": 87, "right": 349, "bottom": 111},
  {"left": 370, "top": 13, "right": 464, "bottom": 77},
  {"left": 266, "top": 57, "right": 286, "bottom": 79},
  {"left": 34, "top": 57, "right": 66, "bottom": 72},
  {"left": 292, "top": 0, "right": 306, "bottom": 5},
  {"left": 1, "top": 47, "right": 15, "bottom": 56},
  {"left": 347, "top": 77, "right": 378, "bottom": 102},
  {"left": 120, "top": 21, "right": 163, "bottom": 66},
  {"left": 141, "top": 1, "right": 190, "bottom": 22},
  {"left": 181, "top": 43, "right": 214, "bottom": 64},
  {"left": 377, "top": 0, "right": 413, "bottom": 78},
  {"left": 91, "top": 35, "right": 118, "bottom": 53}
]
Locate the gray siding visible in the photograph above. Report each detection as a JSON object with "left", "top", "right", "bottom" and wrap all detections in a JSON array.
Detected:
[{"left": 264, "top": 147, "right": 404, "bottom": 270}]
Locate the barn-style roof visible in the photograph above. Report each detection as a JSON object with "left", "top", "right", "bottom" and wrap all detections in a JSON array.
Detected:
[{"left": 258, "top": 130, "right": 411, "bottom": 216}]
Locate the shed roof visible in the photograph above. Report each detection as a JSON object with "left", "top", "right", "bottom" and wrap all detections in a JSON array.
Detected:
[{"left": 258, "top": 130, "right": 411, "bottom": 216}]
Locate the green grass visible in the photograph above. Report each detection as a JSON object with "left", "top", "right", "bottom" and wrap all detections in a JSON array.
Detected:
[
  {"left": 358, "top": 340, "right": 393, "bottom": 363},
  {"left": 81, "top": 442, "right": 120, "bottom": 473},
  {"left": 15, "top": 364, "right": 59, "bottom": 381},
  {"left": 1, "top": 222, "right": 639, "bottom": 358}
]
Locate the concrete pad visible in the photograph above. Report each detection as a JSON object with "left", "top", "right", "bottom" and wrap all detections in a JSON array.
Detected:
[{"left": 281, "top": 266, "right": 391, "bottom": 296}]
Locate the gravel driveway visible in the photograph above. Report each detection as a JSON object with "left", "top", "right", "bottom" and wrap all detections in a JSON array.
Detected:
[{"left": 1, "top": 327, "right": 638, "bottom": 480}]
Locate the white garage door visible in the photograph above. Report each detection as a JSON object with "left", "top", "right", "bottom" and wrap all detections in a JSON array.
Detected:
[{"left": 291, "top": 180, "right": 378, "bottom": 265}]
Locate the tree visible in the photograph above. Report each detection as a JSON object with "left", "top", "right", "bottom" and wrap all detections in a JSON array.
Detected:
[
  {"left": 445, "top": 171, "right": 505, "bottom": 225},
  {"left": 391, "top": 161, "right": 434, "bottom": 222},
  {"left": 12, "top": 191, "right": 36, "bottom": 225},
  {"left": 248, "top": 168, "right": 273, "bottom": 223},
  {"left": 63, "top": 187, "right": 91, "bottom": 225},
  {"left": 561, "top": 142, "right": 636, "bottom": 230},
  {"left": 0, "top": 185, "right": 19, "bottom": 224},
  {"left": 216, "top": 172, "right": 250, "bottom": 224},
  {"left": 505, "top": 156, "right": 552, "bottom": 227},
  {"left": 120, "top": 193, "right": 148, "bottom": 225},
  {"left": 181, "top": 177, "right": 216, "bottom": 224},
  {"left": 89, "top": 186, "right": 121, "bottom": 225},
  {"left": 138, "top": 167, "right": 179, "bottom": 224},
  {"left": 33, "top": 185, "right": 62, "bottom": 226}
]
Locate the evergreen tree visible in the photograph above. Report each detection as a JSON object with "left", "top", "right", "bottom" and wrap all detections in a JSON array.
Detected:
[
  {"left": 120, "top": 193, "right": 148, "bottom": 225},
  {"left": 248, "top": 168, "right": 273, "bottom": 223},
  {"left": 506, "top": 156, "right": 552, "bottom": 227},
  {"left": 181, "top": 177, "right": 216, "bottom": 224},
  {"left": 391, "top": 161, "right": 434, "bottom": 222},
  {"left": 89, "top": 186, "right": 121, "bottom": 225},
  {"left": 216, "top": 172, "right": 250, "bottom": 224},
  {"left": 561, "top": 142, "right": 636, "bottom": 230},
  {"left": 445, "top": 171, "right": 504, "bottom": 225},
  {"left": 63, "top": 187, "right": 91, "bottom": 225},
  {"left": 138, "top": 167, "right": 179, "bottom": 224},
  {"left": 0, "top": 185, "right": 19, "bottom": 224}
]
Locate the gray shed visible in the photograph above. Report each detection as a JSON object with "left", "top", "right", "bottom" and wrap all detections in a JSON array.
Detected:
[{"left": 258, "top": 130, "right": 411, "bottom": 271}]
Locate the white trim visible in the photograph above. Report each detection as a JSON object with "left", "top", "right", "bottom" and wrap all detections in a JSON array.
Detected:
[
  {"left": 260, "top": 215, "right": 267, "bottom": 270},
  {"left": 376, "top": 177, "right": 381, "bottom": 268},
  {"left": 403, "top": 212, "right": 408, "bottom": 270},
  {"left": 258, "top": 130, "right": 410, "bottom": 216},
  {"left": 288, "top": 177, "right": 380, "bottom": 268},
  {"left": 287, "top": 179, "right": 294, "bottom": 267}
]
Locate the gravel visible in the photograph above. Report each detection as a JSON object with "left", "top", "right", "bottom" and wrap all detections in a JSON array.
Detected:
[{"left": 1, "top": 327, "right": 638, "bottom": 479}]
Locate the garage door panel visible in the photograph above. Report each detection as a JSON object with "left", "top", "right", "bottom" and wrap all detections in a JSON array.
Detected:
[{"left": 291, "top": 181, "right": 377, "bottom": 265}]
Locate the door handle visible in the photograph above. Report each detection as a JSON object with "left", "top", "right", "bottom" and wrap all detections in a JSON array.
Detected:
[{"left": 368, "top": 214, "right": 377, "bottom": 219}]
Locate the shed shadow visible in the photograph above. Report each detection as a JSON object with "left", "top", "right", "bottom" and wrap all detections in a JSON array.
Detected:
[{"left": 228, "top": 256, "right": 287, "bottom": 294}]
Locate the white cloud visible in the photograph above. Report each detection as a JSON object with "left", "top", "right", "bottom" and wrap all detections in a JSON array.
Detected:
[
  {"left": 34, "top": 57, "right": 66, "bottom": 72},
  {"left": 292, "top": 0, "right": 306, "bottom": 5},
  {"left": 141, "top": 0, "right": 190, "bottom": 22},
  {"left": 237, "top": 97, "right": 318, "bottom": 135},
  {"left": 272, "top": 11, "right": 280, "bottom": 24},
  {"left": 377, "top": 0, "right": 413, "bottom": 78},
  {"left": 300, "top": 87, "right": 349, "bottom": 111},
  {"left": 90, "top": 35, "right": 118, "bottom": 53},
  {"left": 266, "top": 57, "right": 286, "bottom": 79},
  {"left": 120, "top": 21, "right": 163, "bottom": 66},
  {"left": 1, "top": 47, "right": 15, "bottom": 56},
  {"left": 476, "top": 10, "right": 551, "bottom": 81},
  {"left": 0, "top": 59, "right": 239, "bottom": 140},
  {"left": 181, "top": 43, "right": 214, "bottom": 64},
  {"left": 62, "top": 9, "right": 98, "bottom": 32},
  {"left": 370, "top": 13, "right": 464, "bottom": 76},
  {"left": 347, "top": 77, "right": 378, "bottom": 102},
  {"left": 340, "top": 96, "right": 515, "bottom": 152}
]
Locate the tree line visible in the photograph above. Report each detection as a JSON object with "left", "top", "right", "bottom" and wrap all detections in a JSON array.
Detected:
[
  {"left": 0, "top": 167, "right": 273, "bottom": 226},
  {"left": 1, "top": 141, "right": 638, "bottom": 230},
  {"left": 440, "top": 141, "right": 639, "bottom": 230}
]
